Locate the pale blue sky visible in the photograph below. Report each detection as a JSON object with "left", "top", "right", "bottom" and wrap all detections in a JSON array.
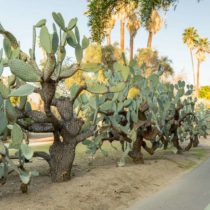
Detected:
[{"left": 0, "top": 0, "right": 209, "bottom": 85}]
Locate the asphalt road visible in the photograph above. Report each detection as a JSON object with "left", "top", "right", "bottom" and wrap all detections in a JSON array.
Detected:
[{"left": 128, "top": 158, "right": 210, "bottom": 210}]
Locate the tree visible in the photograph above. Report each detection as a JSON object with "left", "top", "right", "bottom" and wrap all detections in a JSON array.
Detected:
[
  {"left": 158, "top": 56, "right": 174, "bottom": 75},
  {"left": 86, "top": 0, "right": 115, "bottom": 43},
  {"left": 195, "top": 37, "right": 210, "bottom": 94},
  {"left": 83, "top": 43, "right": 102, "bottom": 63},
  {"left": 86, "top": 0, "right": 139, "bottom": 47},
  {"left": 183, "top": 27, "right": 199, "bottom": 86},
  {"left": 0, "top": 13, "right": 133, "bottom": 188},
  {"left": 114, "top": 1, "right": 138, "bottom": 52},
  {"left": 199, "top": 86, "right": 210, "bottom": 100},
  {"left": 139, "top": 0, "right": 177, "bottom": 25},
  {"left": 127, "top": 13, "right": 141, "bottom": 60},
  {"left": 140, "top": 0, "right": 177, "bottom": 48},
  {"left": 0, "top": 14, "right": 101, "bottom": 183},
  {"left": 0, "top": 7, "right": 208, "bottom": 192},
  {"left": 146, "top": 10, "right": 163, "bottom": 48},
  {"left": 104, "top": 15, "right": 116, "bottom": 45},
  {"left": 85, "top": 60, "right": 209, "bottom": 163},
  {"left": 136, "top": 48, "right": 174, "bottom": 77}
]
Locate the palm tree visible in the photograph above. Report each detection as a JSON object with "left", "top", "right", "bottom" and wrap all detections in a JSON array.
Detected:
[
  {"left": 146, "top": 10, "right": 163, "bottom": 48},
  {"left": 104, "top": 15, "right": 116, "bottom": 45},
  {"left": 136, "top": 48, "right": 174, "bottom": 77},
  {"left": 115, "top": 1, "right": 138, "bottom": 52},
  {"left": 114, "top": 3, "right": 128, "bottom": 52},
  {"left": 195, "top": 37, "right": 210, "bottom": 94},
  {"left": 182, "top": 27, "right": 198, "bottom": 86},
  {"left": 127, "top": 13, "right": 141, "bottom": 60},
  {"left": 158, "top": 56, "right": 174, "bottom": 75}
]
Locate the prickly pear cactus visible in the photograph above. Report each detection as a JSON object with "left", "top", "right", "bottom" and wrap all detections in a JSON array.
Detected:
[
  {"left": 0, "top": 70, "right": 37, "bottom": 192},
  {"left": 82, "top": 58, "right": 209, "bottom": 164},
  {"left": 0, "top": 12, "right": 108, "bottom": 187}
]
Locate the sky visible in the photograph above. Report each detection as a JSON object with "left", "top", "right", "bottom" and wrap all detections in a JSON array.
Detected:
[{"left": 0, "top": 0, "right": 209, "bottom": 86}]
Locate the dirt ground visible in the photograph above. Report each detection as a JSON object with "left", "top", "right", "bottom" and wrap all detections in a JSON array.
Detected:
[{"left": 0, "top": 137, "right": 210, "bottom": 210}]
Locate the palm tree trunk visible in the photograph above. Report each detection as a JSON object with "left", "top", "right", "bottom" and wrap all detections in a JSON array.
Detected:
[
  {"left": 120, "top": 20, "right": 125, "bottom": 52},
  {"left": 130, "top": 33, "right": 134, "bottom": 61},
  {"left": 106, "top": 33, "right": 111, "bottom": 46},
  {"left": 189, "top": 49, "right": 196, "bottom": 86},
  {"left": 196, "top": 61, "right": 201, "bottom": 97},
  {"left": 147, "top": 32, "right": 153, "bottom": 48}
]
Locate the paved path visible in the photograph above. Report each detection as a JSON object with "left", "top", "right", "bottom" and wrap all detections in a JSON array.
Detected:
[{"left": 128, "top": 158, "right": 210, "bottom": 210}]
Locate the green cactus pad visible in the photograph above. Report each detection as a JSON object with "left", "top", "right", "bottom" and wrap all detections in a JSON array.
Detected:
[
  {"left": 0, "top": 81, "right": 10, "bottom": 99},
  {"left": 9, "top": 59, "right": 41, "bottom": 82},
  {"left": 20, "top": 144, "right": 34, "bottom": 160},
  {"left": 9, "top": 123, "right": 23, "bottom": 149},
  {"left": 9, "top": 84, "right": 35, "bottom": 97},
  {"left": 87, "top": 83, "right": 108, "bottom": 94},
  {"left": 40, "top": 26, "right": 52, "bottom": 54},
  {"left": 0, "top": 111, "right": 8, "bottom": 135}
]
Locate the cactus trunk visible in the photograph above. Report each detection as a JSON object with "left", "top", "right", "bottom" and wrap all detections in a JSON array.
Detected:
[
  {"left": 49, "top": 138, "right": 77, "bottom": 182},
  {"left": 128, "top": 136, "right": 144, "bottom": 163},
  {"left": 193, "top": 135, "right": 199, "bottom": 147}
]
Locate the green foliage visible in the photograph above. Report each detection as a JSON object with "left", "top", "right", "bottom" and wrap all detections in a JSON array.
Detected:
[
  {"left": 67, "top": 31, "right": 77, "bottom": 47},
  {"left": 9, "top": 84, "right": 35, "bottom": 97},
  {"left": 86, "top": 0, "right": 140, "bottom": 43},
  {"left": 0, "top": 11, "right": 208, "bottom": 193},
  {"left": 35, "top": 19, "right": 46, "bottom": 28},
  {"left": 68, "top": 18, "right": 77, "bottom": 30},
  {"left": 83, "top": 58, "right": 208, "bottom": 164},
  {"left": 75, "top": 45, "right": 83, "bottom": 63},
  {"left": 136, "top": 48, "right": 174, "bottom": 76},
  {"left": 81, "top": 63, "right": 101, "bottom": 73},
  {"left": 82, "top": 36, "right": 90, "bottom": 49},
  {"left": 40, "top": 26, "right": 52, "bottom": 53},
  {"left": 3, "top": 37, "right": 12, "bottom": 59},
  {"left": 140, "top": 0, "right": 178, "bottom": 26},
  {"left": 0, "top": 112, "right": 7, "bottom": 135},
  {"left": 87, "top": 82, "right": 108, "bottom": 94},
  {"left": 0, "top": 81, "right": 10, "bottom": 99},
  {"left": 10, "top": 124, "right": 23, "bottom": 149},
  {"left": 113, "top": 62, "right": 130, "bottom": 81},
  {"left": 52, "top": 12, "right": 65, "bottom": 31},
  {"left": 9, "top": 59, "right": 41, "bottom": 82},
  {"left": 199, "top": 86, "right": 210, "bottom": 100},
  {"left": 20, "top": 144, "right": 33, "bottom": 160},
  {"left": 0, "top": 12, "right": 95, "bottom": 191}
]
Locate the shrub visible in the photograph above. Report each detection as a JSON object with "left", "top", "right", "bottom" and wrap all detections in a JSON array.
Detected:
[{"left": 199, "top": 86, "right": 210, "bottom": 100}]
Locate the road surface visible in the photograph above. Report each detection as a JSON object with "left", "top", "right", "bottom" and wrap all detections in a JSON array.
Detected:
[{"left": 128, "top": 158, "right": 210, "bottom": 210}]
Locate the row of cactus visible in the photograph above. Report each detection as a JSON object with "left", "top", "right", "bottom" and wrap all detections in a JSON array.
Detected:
[
  {"left": 0, "top": 13, "right": 209, "bottom": 192},
  {"left": 79, "top": 59, "right": 210, "bottom": 164}
]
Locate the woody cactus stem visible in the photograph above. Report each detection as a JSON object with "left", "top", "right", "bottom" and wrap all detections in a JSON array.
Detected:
[
  {"left": 30, "top": 81, "right": 94, "bottom": 182},
  {"left": 0, "top": 13, "right": 96, "bottom": 183}
]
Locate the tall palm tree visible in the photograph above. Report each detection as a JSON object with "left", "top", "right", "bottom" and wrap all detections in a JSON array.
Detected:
[
  {"left": 127, "top": 13, "right": 141, "bottom": 60},
  {"left": 115, "top": 3, "right": 128, "bottom": 52},
  {"left": 195, "top": 37, "right": 210, "bottom": 95},
  {"left": 182, "top": 27, "right": 198, "bottom": 86},
  {"left": 115, "top": 1, "right": 138, "bottom": 52},
  {"left": 158, "top": 56, "right": 174, "bottom": 75},
  {"left": 146, "top": 10, "right": 163, "bottom": 48},
  {"left": 104, "top": 15, "right": 116, "bottom": 45}
]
